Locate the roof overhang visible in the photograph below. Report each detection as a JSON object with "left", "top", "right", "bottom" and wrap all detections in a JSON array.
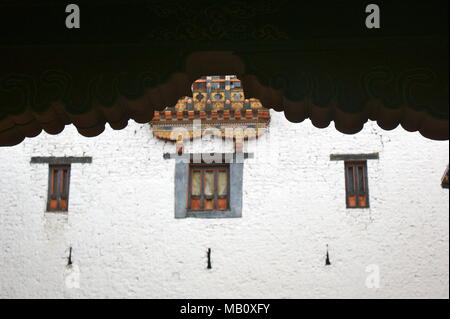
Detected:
[{"left": 0, "top": 1, "right": 448, "bottom": 146}]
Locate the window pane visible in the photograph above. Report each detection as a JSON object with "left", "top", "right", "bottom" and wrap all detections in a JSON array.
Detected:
[
  {"left": 204, "top": 199, "right": 214, "bottom": 210},
  {"left": 217, "top": 198, "right": 227, "bottom": 210},
  {"left": 204, "top": 171, "right": 214, "bottom": 196},
  {"left": 61, "top": 169, "right": 68, "bottom": 195},
  {"left": 348, "top": 195, "right": 357, "bottom": 207},
  {"left": 52, "top": 169, "right": 59, "bottom": 195},
  {"left": 49, "top": 199, "right": 58, "bottom": 210},
  {"left": 191, "top": 171, "right": 201, "bottom": 196},
  {"left": 191, "top": 198, "right": 201, "bottom": 210},
  {"left": 218, "top": 171, "right": 228, "bottom": 196},
  {"left": 347, "top": 166, "right": 355, "bottom": 193},
  {"left": 358, "top": 166, "right": 365, "bottom": 193},
  {"left": 358, "top": 195, "right": 367, "bottom": 207},
  {"left": 60, "top": 199, "right": 68, "bottom": 211}
]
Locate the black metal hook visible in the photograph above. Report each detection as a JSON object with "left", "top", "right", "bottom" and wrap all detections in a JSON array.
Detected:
[
  {"left": 207, "top": 248, "right": 212, "bottom": 269},
  {"left": 67, "top": 247, "right": 73, "bottom": 266},
  {"left": 325, "top": 244, "right": 331, "bottom": 266}
]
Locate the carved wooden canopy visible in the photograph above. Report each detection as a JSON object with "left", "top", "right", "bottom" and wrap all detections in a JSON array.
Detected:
[
  {"left": 0, "top": 0, "right": 448, "bottom": 146},
  {"left": 150, "top": 76, "right": 270, "bottom": 142}
]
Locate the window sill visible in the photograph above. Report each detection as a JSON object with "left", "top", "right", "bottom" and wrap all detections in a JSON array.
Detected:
[
  {"left": 184, "top": 210, "right": 241, "bottom": 219},
  {"left": 45, "top": 210, "right": 68, "bottom": 214}
]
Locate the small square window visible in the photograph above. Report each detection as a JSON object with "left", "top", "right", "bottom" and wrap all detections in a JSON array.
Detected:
[
  {"left": 47, "top": 164, "right": 71, "bottom": 212},
  {"left": 344, "top": 161, "right": 369, "bottom": 208},
  {"left": 188, "top": 164, "right": 230, "bottom": 211}
]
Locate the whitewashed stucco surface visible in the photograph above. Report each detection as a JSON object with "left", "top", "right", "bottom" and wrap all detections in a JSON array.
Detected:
[{"left": 0, "top": 110, "right": 448, "bottom": 298}]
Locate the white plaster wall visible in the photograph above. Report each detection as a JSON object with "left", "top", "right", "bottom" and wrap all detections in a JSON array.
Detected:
[{"left": 0, "top": 111, "right": 448, "bottom": 299}]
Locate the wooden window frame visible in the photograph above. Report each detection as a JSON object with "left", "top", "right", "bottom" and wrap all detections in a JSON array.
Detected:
[
  {"left": 344, "top": 160, "right": 369, "bottom": 208},
  {"left": 47, "top": 164, "right": 71, "bottom": 212},
  {"left": 442, "top": 165, "right": 449, "bottom": 189},
  {"left": 187, "top": 164, "right": 230, "bottom": 212}
]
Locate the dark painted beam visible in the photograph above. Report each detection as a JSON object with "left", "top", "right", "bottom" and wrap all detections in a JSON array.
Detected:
[
  {"left": 30, "top": 156, "right": 92, "bottom": 164},
  {"left": 330, "top": 153, "right": 379, "bottom": 161}
]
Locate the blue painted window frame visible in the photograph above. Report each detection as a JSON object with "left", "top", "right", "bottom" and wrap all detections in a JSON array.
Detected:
[{"left": 175, "top": 160, "right": 243, "bottom": 219}]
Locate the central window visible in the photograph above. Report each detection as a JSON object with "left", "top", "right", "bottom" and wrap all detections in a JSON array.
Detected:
[{"left": 188, "top": 164, "right": 229, "bottom": 211}]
